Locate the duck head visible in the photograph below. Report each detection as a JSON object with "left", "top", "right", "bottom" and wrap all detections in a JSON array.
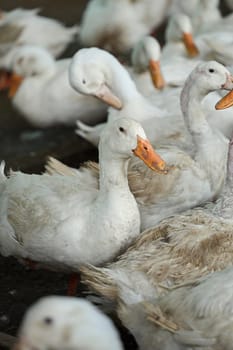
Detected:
[
  {"left": 132, "top": 36, "right": 165, "bottom": 89},
  {"left": 12, "top": 296, "right": 123, "bottom": 350},
  {"left": 100, "top": 117, "right": 169, "bottom": 174},
  {"left": 69, "top": 47, "right": 123, "bottom": 110},
  {"left": 166, "top": 13, "right": 199, "bottom": 57},
  {"left": 7, "top": 45, "right": 55, "bottom": 97},
  {"left": 189, "top": 61, "right": 233, "bottom": 95}
]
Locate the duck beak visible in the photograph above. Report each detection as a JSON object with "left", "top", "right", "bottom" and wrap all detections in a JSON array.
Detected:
[
  {"left": 0, "top": 70, "right": 12, "bottom": 91},
  {"left": 8, "top": 73, "right": 24, "bottom": 98},
  {"left": 215, "top": 90, "right": 233, "bottom": 110},
  {"left": 94, "top": 83, "right": 123, "bottom": 110},
  {"left": 133, "top": 135, "right": 169, "bottom": 174},
  {"left": 182, "top": 32, "right": 199, "bottom": 57},
  {"left": 149, "top": 59, "right": 166, "bottom": 89}
]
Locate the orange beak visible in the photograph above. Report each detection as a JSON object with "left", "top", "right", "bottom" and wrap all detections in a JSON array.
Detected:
[
  {"left": 94, "top": 83, "right": 122, "bottom": 110},
  {"left": 8, "top": 73, "right": 24, "bottom": 98},
  {"left": 182, "top": 32, "right": 199, "bottom": 57},
  {"left": 215, "top": 90, "right": 233, "bottom": 110},
  {"left": 133, "top": 135, "right": 169, "bottom": 174},
  {"left": 149, "top": 59, "right": 166, "bottom": 90},
  {"left": 0, "top": 70, "right": 12, "bottom": 91}
]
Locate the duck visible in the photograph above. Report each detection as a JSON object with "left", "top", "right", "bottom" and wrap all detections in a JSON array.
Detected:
[
  {"left": 79, "top": 0, "right": 170, "bottom": 55},
  {"left": 0, "top": 45, "right": 107, "bottom": 127},
  {"left": 0, "top": 118, "right": 167, "bottom": 271},
  {"left": 130, "top": 35, "right": 200, "bottom": 97},
  {"left": 116, "top": 266, "right": 233, "bottom": 350},
  {"left": 12, "top": 296, "right": 123, "bottom": 350},
  {"left": 164, "top": 12, "right": 233, "bottom": 67},
  {"left": 169, "top": 0, "right": 221, "bottom": 32},
  {"left": 80, "top": 128, "right": 233, "bottom": 304},
  {"left": 72, "top": 48, "right": 233, "bottom": 145},
  {"left": 51, "top": 53, "right": 233, "bottom": 230},
  {"left": 0, "top": 8, "right": 78, "bottom": 69}
]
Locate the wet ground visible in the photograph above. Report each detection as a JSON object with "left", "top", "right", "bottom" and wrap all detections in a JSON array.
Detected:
[{"left": 0, "top": 0, "right": 231, "bottom": 348}]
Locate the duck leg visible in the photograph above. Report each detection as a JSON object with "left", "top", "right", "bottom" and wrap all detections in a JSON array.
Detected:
[{"left": 67, "top": 273, "right": 80, "bottom": 296}]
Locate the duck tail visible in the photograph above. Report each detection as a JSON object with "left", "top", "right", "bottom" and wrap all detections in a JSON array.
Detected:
[
  {"left": 67, "top": 24, "right": 80, "bottom": 39},
  {"left": 80, "top": 265, "right": 157, "bottom": 303},
  {"left": 76, "top": 120, "right": 103, "bottom": 146},
  {"left": 80, "top": 265, "right": 119, "bottom": 300},
  {"left": 0, "top": 161, "right": 7, "bottom": 194},
  {"left": 0, "top": 161, "right": 6, "bottom": 181},
  {"left": 45, "top": 156, "right": 77, "bottom": 176}
]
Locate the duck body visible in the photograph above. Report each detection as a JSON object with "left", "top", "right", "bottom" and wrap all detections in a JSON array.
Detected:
[
  {"left": 79, "top": 0, "right": 170, "bottom": 54},
  {"left": 0, "top": 172, "right": 137, "bottom": 269},
  {"left": 0, "top": 8, "right": 78, "bottom": 68},
  {"left": 9, "top": 46, "right": 106, "bottom": 127},
  {"left": 116, "top": 266, "right": 233, "bottom": 350},
  {"left": 0, "top": 118, "right": 166, "bottom": 271}
]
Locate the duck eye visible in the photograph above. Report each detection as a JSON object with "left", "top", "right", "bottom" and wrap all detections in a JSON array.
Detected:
[
  {"left": 119, "top": 127, "right": 125, "bottom": 133},
  {"left": 43, "top": 317, "right": 53, "bottom": 325},
  {"left": 82, "top": 79, "right": 86, "bottom": 84},
  {"left": 208, "top": 68, "right": 215, "bottom": 73}
]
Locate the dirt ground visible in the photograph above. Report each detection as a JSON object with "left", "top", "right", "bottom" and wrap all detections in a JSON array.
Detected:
[{"left": 0, "top": 0, "right": 231, "bottom": 348}]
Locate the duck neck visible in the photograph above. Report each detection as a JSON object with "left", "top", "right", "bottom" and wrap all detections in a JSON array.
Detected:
[
  {"left": 180, "top": 78, "right": 211, "bottom": 142},
  {"left": 216, "top": 138, "right": 233, "bottom": 219},
  {"left": 98, "top": 147, "right": 130, "bottom": 192},
  {"left": 107, "top": 55, "right": 142, "bottom": 103},
  {"left": 181, "top": 75, "right": 228, "bottom": 194}
]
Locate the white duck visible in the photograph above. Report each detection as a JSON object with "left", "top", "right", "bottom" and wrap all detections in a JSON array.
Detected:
[
  {"left": 80, "top": 130, "right": 233, "bottom": 305},
  {"left": 1, "top": 45, "right": 106, "bottom": 127},
  {"left": 79, "top": 0, "right": 170, "bottom": 54},
  {"left": 13, "top": 296, "right": 123, "bottom": 350},
  {"left": 53, "top": 54, "right": 233, "bottom": 230},
  {"left": 129, "top": 35, "right": 233, "bottom": 137},
  {"left": 0, "top": 118, "right": 166, "bottom": 270},
  {"left": 117, "top": 266, "right": 233, "bottom": 350},
  {"left": 169, "top": 0, "right": 221, "bottom": 32},
  {"left": 72, "top": 48, "right": 233, "bottom": 145},
  {"left": 130, "top": 35, "right": 200, "bottom": 97},
  {"left": 164, "top": 12, "right": 233, "bottom": 67},
  {"left": 0, "top": 8, "right": 78, "bottom": 69}
]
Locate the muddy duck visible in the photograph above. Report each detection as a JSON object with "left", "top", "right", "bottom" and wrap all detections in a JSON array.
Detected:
[
  {"left": 13, "top": 296, "right": 123, "bottom": 350},
  {"left": 0, "top": 118, "right": 167, "bottom": 271},
  {"left": 0, "top": 45, "right": 106, "bottom": 127}
]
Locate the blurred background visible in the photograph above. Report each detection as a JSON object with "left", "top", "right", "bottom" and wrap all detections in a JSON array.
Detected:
[{"left": 0, "top": 0, "right": 96, "bottom": 174}]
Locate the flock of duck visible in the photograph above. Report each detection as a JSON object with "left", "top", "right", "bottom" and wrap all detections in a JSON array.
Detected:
[{"left": 2, "top": 1, "right": 233, "bottom": 349}]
